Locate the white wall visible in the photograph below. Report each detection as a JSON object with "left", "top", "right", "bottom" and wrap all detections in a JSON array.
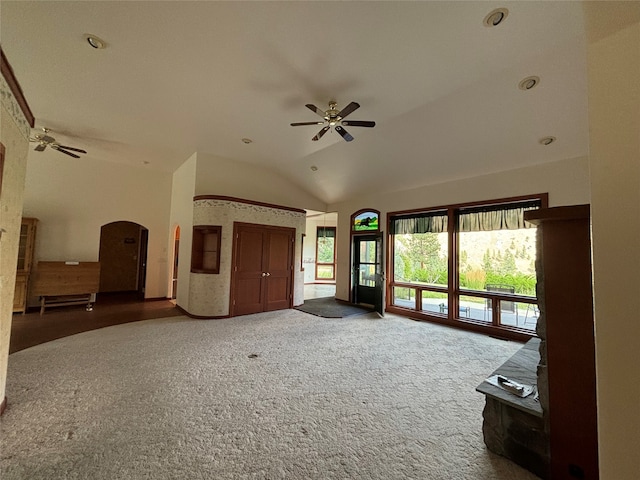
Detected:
[
  {"left": 328, "top": 156, "right": 591, "bottom": 302},
  {"left": 23, "top": 154, "right": 173, "bottom": 298},
  {"left": 586, "top": 11, "right": 640, "bottom": 479},
  {"left": 195, "top": 152, "right": 326, "bottom": 212},
  {"left": 169, "top": 153, "right": 197, "bottom": 306}
]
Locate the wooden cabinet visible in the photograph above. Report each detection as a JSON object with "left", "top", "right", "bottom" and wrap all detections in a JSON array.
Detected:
[
  {"left": 13, "top": 272, "right": 28, "bottom": 312},
  {"left": 13, "top": 217, "right": 37, "bottom": 313}
]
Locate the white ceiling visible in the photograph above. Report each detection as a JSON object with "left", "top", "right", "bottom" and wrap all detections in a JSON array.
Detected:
[{"left": 1, "top": 1, "right": 589, "bottom": 206}]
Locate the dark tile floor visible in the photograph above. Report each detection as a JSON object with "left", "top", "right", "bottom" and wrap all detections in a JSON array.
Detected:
[{"left": 9, "top": 292, "right": 179, "bottom": 354}]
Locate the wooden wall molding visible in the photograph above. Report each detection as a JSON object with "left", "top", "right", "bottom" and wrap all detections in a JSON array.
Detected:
[
  {"left": 0, "top": 47, "right": 35, "bottom": 128},
  {"left": 0, "top": 396, "right": 7, "bottom": 416}
]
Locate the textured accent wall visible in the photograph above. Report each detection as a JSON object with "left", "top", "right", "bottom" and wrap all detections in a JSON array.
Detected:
[
  {"left": 187, "top": 198, "right": 306, "bottom": 317},
  {"left": 0, "top": 68, "right": 31, "bottom": 405}
]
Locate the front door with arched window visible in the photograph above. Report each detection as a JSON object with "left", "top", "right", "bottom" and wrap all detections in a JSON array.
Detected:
[{"left": 350, "top": 210, "right": 384, "bottom": 315}]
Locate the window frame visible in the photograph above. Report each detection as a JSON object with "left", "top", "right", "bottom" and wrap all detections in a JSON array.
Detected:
[
  {"left": 387, "top": 194, "right": 548, "bottom": 341},
  {"left": 315, "top": 226, "right": 336, "bottom": 281}
]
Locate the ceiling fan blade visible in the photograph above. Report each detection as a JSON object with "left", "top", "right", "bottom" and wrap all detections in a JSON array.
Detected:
[
  {"left": 342, "top": 120, "right": 375, "bottom": 128},
  {"left": 337, "top": 102, "right": 360, "bottom": 119},
  {"left": 290, "top": 121, "right": 325, "bottom": 127},
  {"left": 57, "top": 145, "right": 87, "bottom": 154},
  {"left": 312, "top": 125, "right": 330, "bottom": 141},
  {"left": 51, "top": 145, "right": 80, "bottom": 158},
  {"left": 34, "top": 143, "right": 47, "bottom": 152},
  {"left": 335, "top": 126, "right": 354, "bottom": 142},
  {"left": 305, "top": 104, "right": 326, "bottom": 119}
]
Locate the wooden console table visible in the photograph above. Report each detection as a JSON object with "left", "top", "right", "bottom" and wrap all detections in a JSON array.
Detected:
[{"left": 31, "top": 261, "right": 100, "bottom": 314}]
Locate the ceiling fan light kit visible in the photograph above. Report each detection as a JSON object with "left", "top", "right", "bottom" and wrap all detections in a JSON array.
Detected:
[
  {"left": 290, "top": 101, "right": 375, "bottom": 142},
  {"left": 30, "top": 127, "right": 87, "bottom": 159}
]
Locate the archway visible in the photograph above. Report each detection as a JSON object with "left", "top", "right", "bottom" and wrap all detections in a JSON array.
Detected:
[
  {"left": 171, "top": 225, "right": 180, "bottom": 300},
  {"left": 98, "top": 221, "right": 149, "bottom": 297}
]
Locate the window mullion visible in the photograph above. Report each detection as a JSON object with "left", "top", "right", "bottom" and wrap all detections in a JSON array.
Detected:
[{"left": 448, "top": 208, "right": 457, "bottom": 320}]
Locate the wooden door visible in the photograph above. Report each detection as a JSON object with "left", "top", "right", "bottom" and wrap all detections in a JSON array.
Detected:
[
  {"left": 352, "top": 233, "right": 384, "bottom": 315},
  {"left": 231, "top": 223, "right": 294, "bottom": 316},
  {"left": 233, "top": 226, "right": 267, "bottom": 316},
  {"left": 137, "top": 228, "right": 149, "bottom": 299},
  {"left": 264, "top": 229, "right": 294, "bottom": 312}
]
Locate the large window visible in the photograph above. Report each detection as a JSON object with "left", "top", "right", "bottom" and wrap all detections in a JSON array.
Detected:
[
  {"left": 393, "top": 211, "right": 448, "bottom": 288},
  {"left": 389, "top": 196, "right": 545, "bottom": 337},
  {"left": 316, "top": 227, "right": 336, "bottom": 280}
]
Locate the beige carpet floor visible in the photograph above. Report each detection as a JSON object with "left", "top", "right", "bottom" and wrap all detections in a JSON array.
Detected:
[{"left": 1, "top": 309, "right": 538, "bottom": 479}]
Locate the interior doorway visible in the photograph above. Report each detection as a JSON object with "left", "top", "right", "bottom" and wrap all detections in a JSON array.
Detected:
[
  {"left": 171, "top": 226, "right": 180, "bottom": 300},
  {"left": 98, "top": 221, "right": 149, "bottom": 298}
]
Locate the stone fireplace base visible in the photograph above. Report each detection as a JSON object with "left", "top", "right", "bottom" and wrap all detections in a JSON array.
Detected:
[{"left": 477, "top": 338, "right": 549, "bottom": 478}]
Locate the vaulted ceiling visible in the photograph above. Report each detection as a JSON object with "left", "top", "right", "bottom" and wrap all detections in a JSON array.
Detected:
[{"left": 1, "top": 1, "right": 589, "bottom": 205}]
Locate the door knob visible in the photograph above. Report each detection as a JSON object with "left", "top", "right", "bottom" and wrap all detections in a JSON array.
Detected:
[
  {"left": 266, "top": 272, "right": 271, "bottom": 276},
  {"left": 261, "top": 272, "right": 267, "bottom": 277}
]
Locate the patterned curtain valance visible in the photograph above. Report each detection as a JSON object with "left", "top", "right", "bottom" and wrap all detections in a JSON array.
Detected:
[
  {"left": 391, "top": 212, "right": 448, "bottom": 234},
  {"left": 458, "top": 201, "right": 540, "bottom": 232}
]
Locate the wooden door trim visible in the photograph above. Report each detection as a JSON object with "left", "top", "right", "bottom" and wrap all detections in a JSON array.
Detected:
[{"left": 0, "top": 143, "right": 5, "bottom": 198}]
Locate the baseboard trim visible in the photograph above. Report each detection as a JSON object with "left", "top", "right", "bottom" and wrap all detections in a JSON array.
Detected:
[
  {"left": 0, "top": 396, "right": 7, "bottom": 416},
  {"left": 175, "top": 304, "right": 229, "bottom": 320},
  {"left": 144, "top": 297, "right": 170, "bottom": 302}
]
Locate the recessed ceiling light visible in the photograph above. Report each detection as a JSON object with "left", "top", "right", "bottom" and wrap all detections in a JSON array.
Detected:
[
  {"left": 539, "top": 136, "right": 556, "bottom": 146},
  {"left": 85, "top": 34, "right": 106, "bottom": 49},
  {"left": 519, "top": 76, "right": 540, "bottom": 91},
  {"left": 483, "top": 8, "right": 509, "bottom": 27},
  {"left": 241, "top": 138, "right": 252, "bottom": 144},
  {"left": 310, "top": 165, "right": 318, "bottom": 172}
]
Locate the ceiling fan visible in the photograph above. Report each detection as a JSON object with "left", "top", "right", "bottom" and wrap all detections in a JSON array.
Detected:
[
  {"left": 29, "top": 127, "right": 87, "bottom": 158},
  {"left": 290, "top": 101, "right": 375, "bottom": 142}
]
